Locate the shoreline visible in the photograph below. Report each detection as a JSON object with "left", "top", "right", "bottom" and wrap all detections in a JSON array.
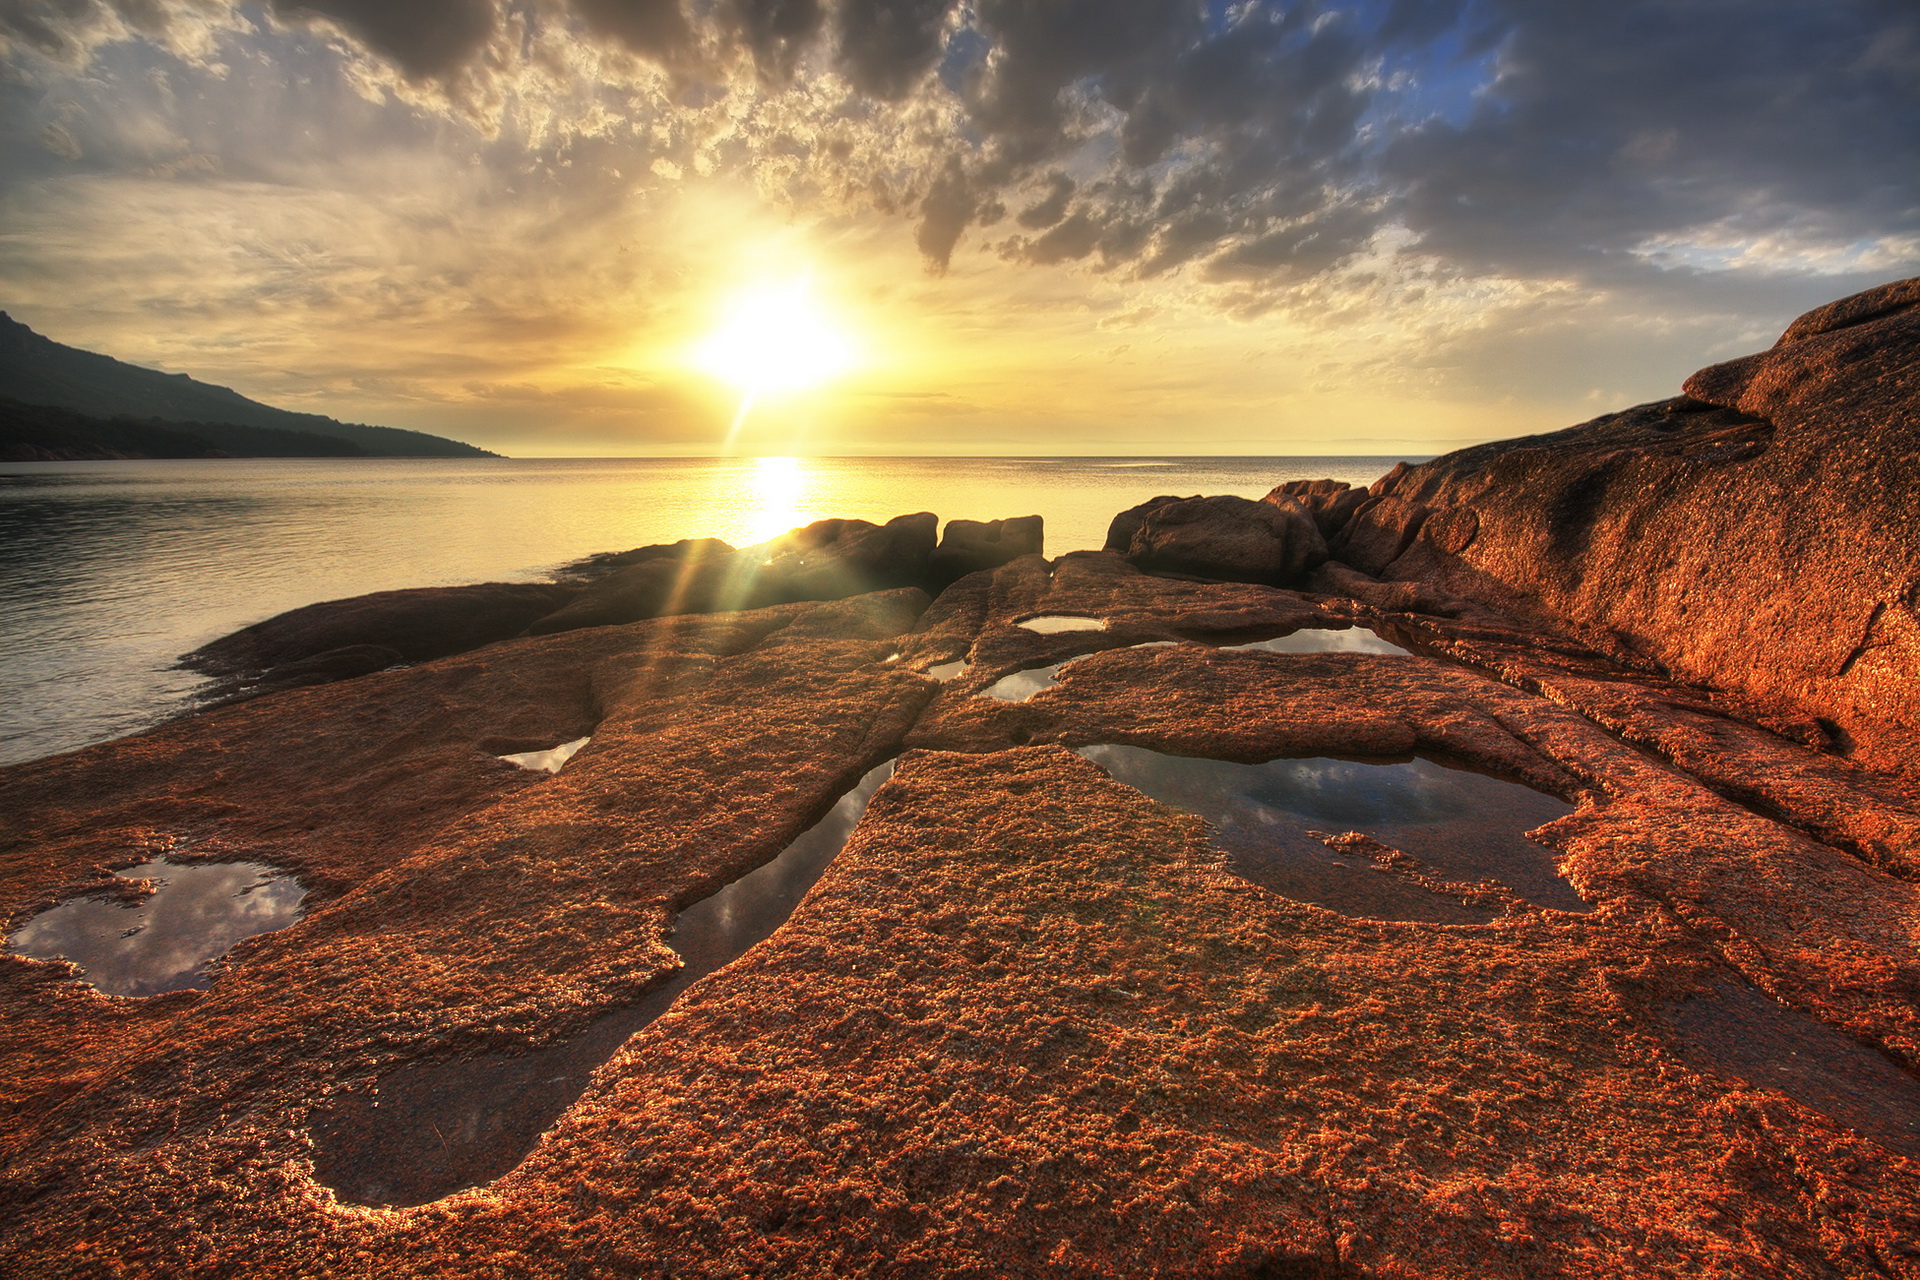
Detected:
[{"left": 2, "top": 279, "right": 1916, "bottom": 1277}]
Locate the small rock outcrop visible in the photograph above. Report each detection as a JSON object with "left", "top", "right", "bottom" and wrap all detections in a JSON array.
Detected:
[
  {"left": 183, "top": 582, "right": 580, "bottom": 680},
  {"left": 928, "top": 515, "right": 1043, "bottom": 584},
  {"left": 1111, "top": 493, "right": 1328, "bottom": 585},
  {"left": 1265, "top": 478, "right": 1368, "bottom": 538},
  {"left": 1340, "top": 276, "right": 1920, "bottom": 775},
  {"left": 529, "top": 513, "right": 939, "bottom": 636}
]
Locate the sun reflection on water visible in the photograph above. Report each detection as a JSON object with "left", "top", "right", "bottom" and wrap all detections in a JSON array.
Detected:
[{"left": 744, "top": 456, "right": 810, "bottom": 545}]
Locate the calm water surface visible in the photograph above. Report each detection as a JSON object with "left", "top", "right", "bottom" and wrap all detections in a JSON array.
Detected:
[{"left": 0, "top": 455, "right": 1405, "bottom": 764}]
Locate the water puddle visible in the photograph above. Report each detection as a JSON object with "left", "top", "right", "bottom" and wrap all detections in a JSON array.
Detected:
[
  {"left": 497, "top": 736, "right": 591, "bottom": 774},
  {"left": 1664, "top": 981, "right": 1920, "bottom": 1158},
  {"left": 983, "top": 642, "right": 1178, "bottom": 703},
  {"left": 1078, "top": 745, "right": 1581, "bottom": 920},
  {"left": 1017, "top": 615, "right": 1107, "bottom": 633},
  {"left": 926, "top": 659, "right": 970, "bottom": 681},
  {"left": 1224, "top": 626, "right": 1410, "bottom": 657},
  {"left": 310, "top": 758, "right": 898, "bottom": 1208},
  {"left": 8, "top": 857, "right": 306, "bottom": 997}
]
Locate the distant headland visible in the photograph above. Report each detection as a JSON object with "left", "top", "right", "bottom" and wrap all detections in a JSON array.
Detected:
[{"left": 0, "top": 313, "right": 496, "bottom": 460}]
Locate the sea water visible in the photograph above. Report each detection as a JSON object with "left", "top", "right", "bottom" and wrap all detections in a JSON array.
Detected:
[{"left": 0, "top": 455, "right": 1406, "bottom": 764}]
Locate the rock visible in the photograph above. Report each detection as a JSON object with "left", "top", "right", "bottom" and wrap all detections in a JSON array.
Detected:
[
  {"left": 928, "top": 515, "right": 1044, "bottom": 583},
  {"left": 530, "top": 513, "right": 940, "bottom": 636},
  {"left": 1361, "top": 275, "right": 1920, "bottom": 776},
  {"left": 14, "top": 283, "right": 1920, "bottom": 1278},
  {"left": 1122, "top": 493, "right": 1328, "bottom": 585},
  {"left": 759, "top": 511, "right": 939, "bottom": 602},
  {"left": 527, "top": 538, "right": 756, "bottom": 635},
  {"left": 1103, "top": 494, "right": 1192, "bottom": 551},
  {"left": 250, "top": 644, "right": 405, "bottom": 692},
  {"left": 553, "top": 537, "right": 736, "bottom": 585},
  {"left": 1267, "top": 479, "right": 1370, "bottom": 539},
  {"left": 1331, "top": 495, "right": 1431, "bottom": 575},
  {"left": 8, "top": 549, "right": 1920, "bottom": 1276},
  {"left": 1422, "top": 506, "right": 1480, "bottom": 555},
  {"left": 184, "top": 582, "right": 580, "bottom": 678}
]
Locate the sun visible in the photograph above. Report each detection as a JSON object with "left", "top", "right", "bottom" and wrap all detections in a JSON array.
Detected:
[{"left": 693, "top": 278, "right": 858, "bottom": 397}]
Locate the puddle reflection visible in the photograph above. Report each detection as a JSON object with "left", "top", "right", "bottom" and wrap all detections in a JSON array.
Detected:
[
  {"left": 983, "top": 642, "right": 1177, "bottom": 703},
  {"left": 1079, "top": 745, "right": 1581, "bottom": 920},
  {"left": 311, "top": 758, "right": 898, "bottom": 1208},
  {"left": 1017, "top": 615, "right": 1107, "bottom": 633},
  {"left": 926, "top": 659, "right": 970, "bottom": 682},
  {"left": 497, "top": 736, "right": 591, "bottom": 774},
  {"left": 8, "top": 857, "right": 306, "bottom": 997},
  {"left": 1225, "top": 626, "right": 1410, "bottom": 656}
]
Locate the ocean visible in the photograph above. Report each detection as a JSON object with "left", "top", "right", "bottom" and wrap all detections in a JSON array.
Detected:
[{"left": 0, "top": 455, "right": 1411, "bottom": 765}]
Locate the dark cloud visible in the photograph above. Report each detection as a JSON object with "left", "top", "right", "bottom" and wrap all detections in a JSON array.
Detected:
[
  {"left": 269, "top": 0, "right": 497, "bottom": 81},
  {"left": 725, "top": 0, "right": 824, "bottom": 84},
  {"left": 832, "top": 0, "right": 952, "bottom": 99},
  {"left": 1382, "top": 0, "right": 1920, "bottom": 281},
  {"left": 5, "top": 0, "right": 1916, "bottom": 297},
  {"left": 1015, "top": 171, "right": 1073, "bottom": 230},
  {"left": 915, "top": 155, "right": 976, "bottom": 270},
  {"left": 915, "top": 2, "right": 1388, "bottom": 280},
  {"left": 568, "top": 0, "right": 691, "bottom": 61}
]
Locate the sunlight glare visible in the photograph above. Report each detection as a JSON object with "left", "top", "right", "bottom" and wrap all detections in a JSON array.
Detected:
[
  {"left": 695, "top": 279, "right": 858, "bottom": 397},
  {"left": 744, "top": 455, "right": 811, "bottom": 544}
]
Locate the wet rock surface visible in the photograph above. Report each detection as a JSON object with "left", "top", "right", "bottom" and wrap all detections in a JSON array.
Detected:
[{"left": 6, "top": 284, "right": 1920, "bottom": 1276}]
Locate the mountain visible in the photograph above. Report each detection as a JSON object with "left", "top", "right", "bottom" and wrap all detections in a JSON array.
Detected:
[
  {"left": 0, "top": 398, "right": 378, "bottom": 461},
  {"left": 0, "top": 312, "right": 497, "bottom": 458}
]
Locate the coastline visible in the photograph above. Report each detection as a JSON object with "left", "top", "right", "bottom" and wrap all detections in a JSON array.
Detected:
[{"left": 1, "top": 280, "right": 1917, "bottom": 1277}]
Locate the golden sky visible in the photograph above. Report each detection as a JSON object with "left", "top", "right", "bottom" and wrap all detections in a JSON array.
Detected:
[{"left": 2, "top": 1, "right": 1915, "bottom": 456}]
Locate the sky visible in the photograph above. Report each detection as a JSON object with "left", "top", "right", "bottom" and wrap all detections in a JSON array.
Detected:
[{"left": 1, "top": 1, "right": 1916, "bottom": 457}]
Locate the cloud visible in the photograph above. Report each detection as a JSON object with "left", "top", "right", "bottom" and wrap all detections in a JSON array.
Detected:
[
  {"left": 2, "top": 0, "right": 1917, "bottom": 454},
  {"left": 567, "top": 0, "right": 692, "bottom": 62},
  {"left": 267, "top": 0, "right": 496, "bottom": 81},
  {"left": 832, "top": 0, "right": 951, "bottom": 99},
  {"left": 8, "top": 1, "right": 1915, "bottom": 299},
  {"left": 1383, "top": 0, "right": 1920, "bottom": 286}
]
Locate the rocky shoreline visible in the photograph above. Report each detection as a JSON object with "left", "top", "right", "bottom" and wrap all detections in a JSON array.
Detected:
[{"left": 2, "top": 279, "right": 1918, "bottom": 1278}]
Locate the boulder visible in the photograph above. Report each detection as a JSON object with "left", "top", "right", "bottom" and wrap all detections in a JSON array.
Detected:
[
  {"left": 1122, "top": 493, "right": 1328, "bottom": 585},
  {"left": 184, "top": 582, "right": 580, "bottom": 677},
  {"left": 525, "top": 545, "right": 745, "bottom": 635},
  {"left": 553, "top": 537, "right": 736, "bottom": 585},
  {"left": 530, "top": 512, "right": 940, "bottom": 636},
  {"left": 928, "top": 516, "right": 1044, "bottom": 583},
  {"left": 1332, "top": 495, "right": 1432, "bottom": 575},
  {"left": 1265, "top": 479, "right": 1369, "bottom": 538},
  {"left": 1367, "top": 275, "right": 1920, "bottom": 775},
  {"left": 1104, "top": 495, "right": 1193, "bottom": 552},
  {"left": 759, "top": 512, "right": 939, "bottom": 602}
]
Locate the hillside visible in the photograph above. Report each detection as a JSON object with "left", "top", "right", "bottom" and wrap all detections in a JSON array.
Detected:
[
  {"left": 0, "top": 398, "right": 376, "bottom": 461},
  {"left": 0, "top": 313, "right": 496, "bottom": 458}
]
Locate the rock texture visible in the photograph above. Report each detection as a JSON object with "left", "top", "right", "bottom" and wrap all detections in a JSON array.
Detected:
[
  {"left": 1108, "top": 493, "right": 1328, "bottom": 585},
  {"left": 5, "top": 540, "right": 1920, "bottom": 1278},
  {"left": 1331, "top": 277, "right": 1920, "bottom": 778},
  {"left": 184, "top": 582, "right": 581, "bottom": 684},
  {"left": 928, "top": 515, "right": 1044, "bottom": 584},
  {"left": 7, "top": 282, "right": 1920, "bottom": 1276},
  {"left": 528, "top": 513, "right": 941, "bottom": 636},
  {"left": 188, "top": 514, "right": 1043, "bottom": 689}
]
